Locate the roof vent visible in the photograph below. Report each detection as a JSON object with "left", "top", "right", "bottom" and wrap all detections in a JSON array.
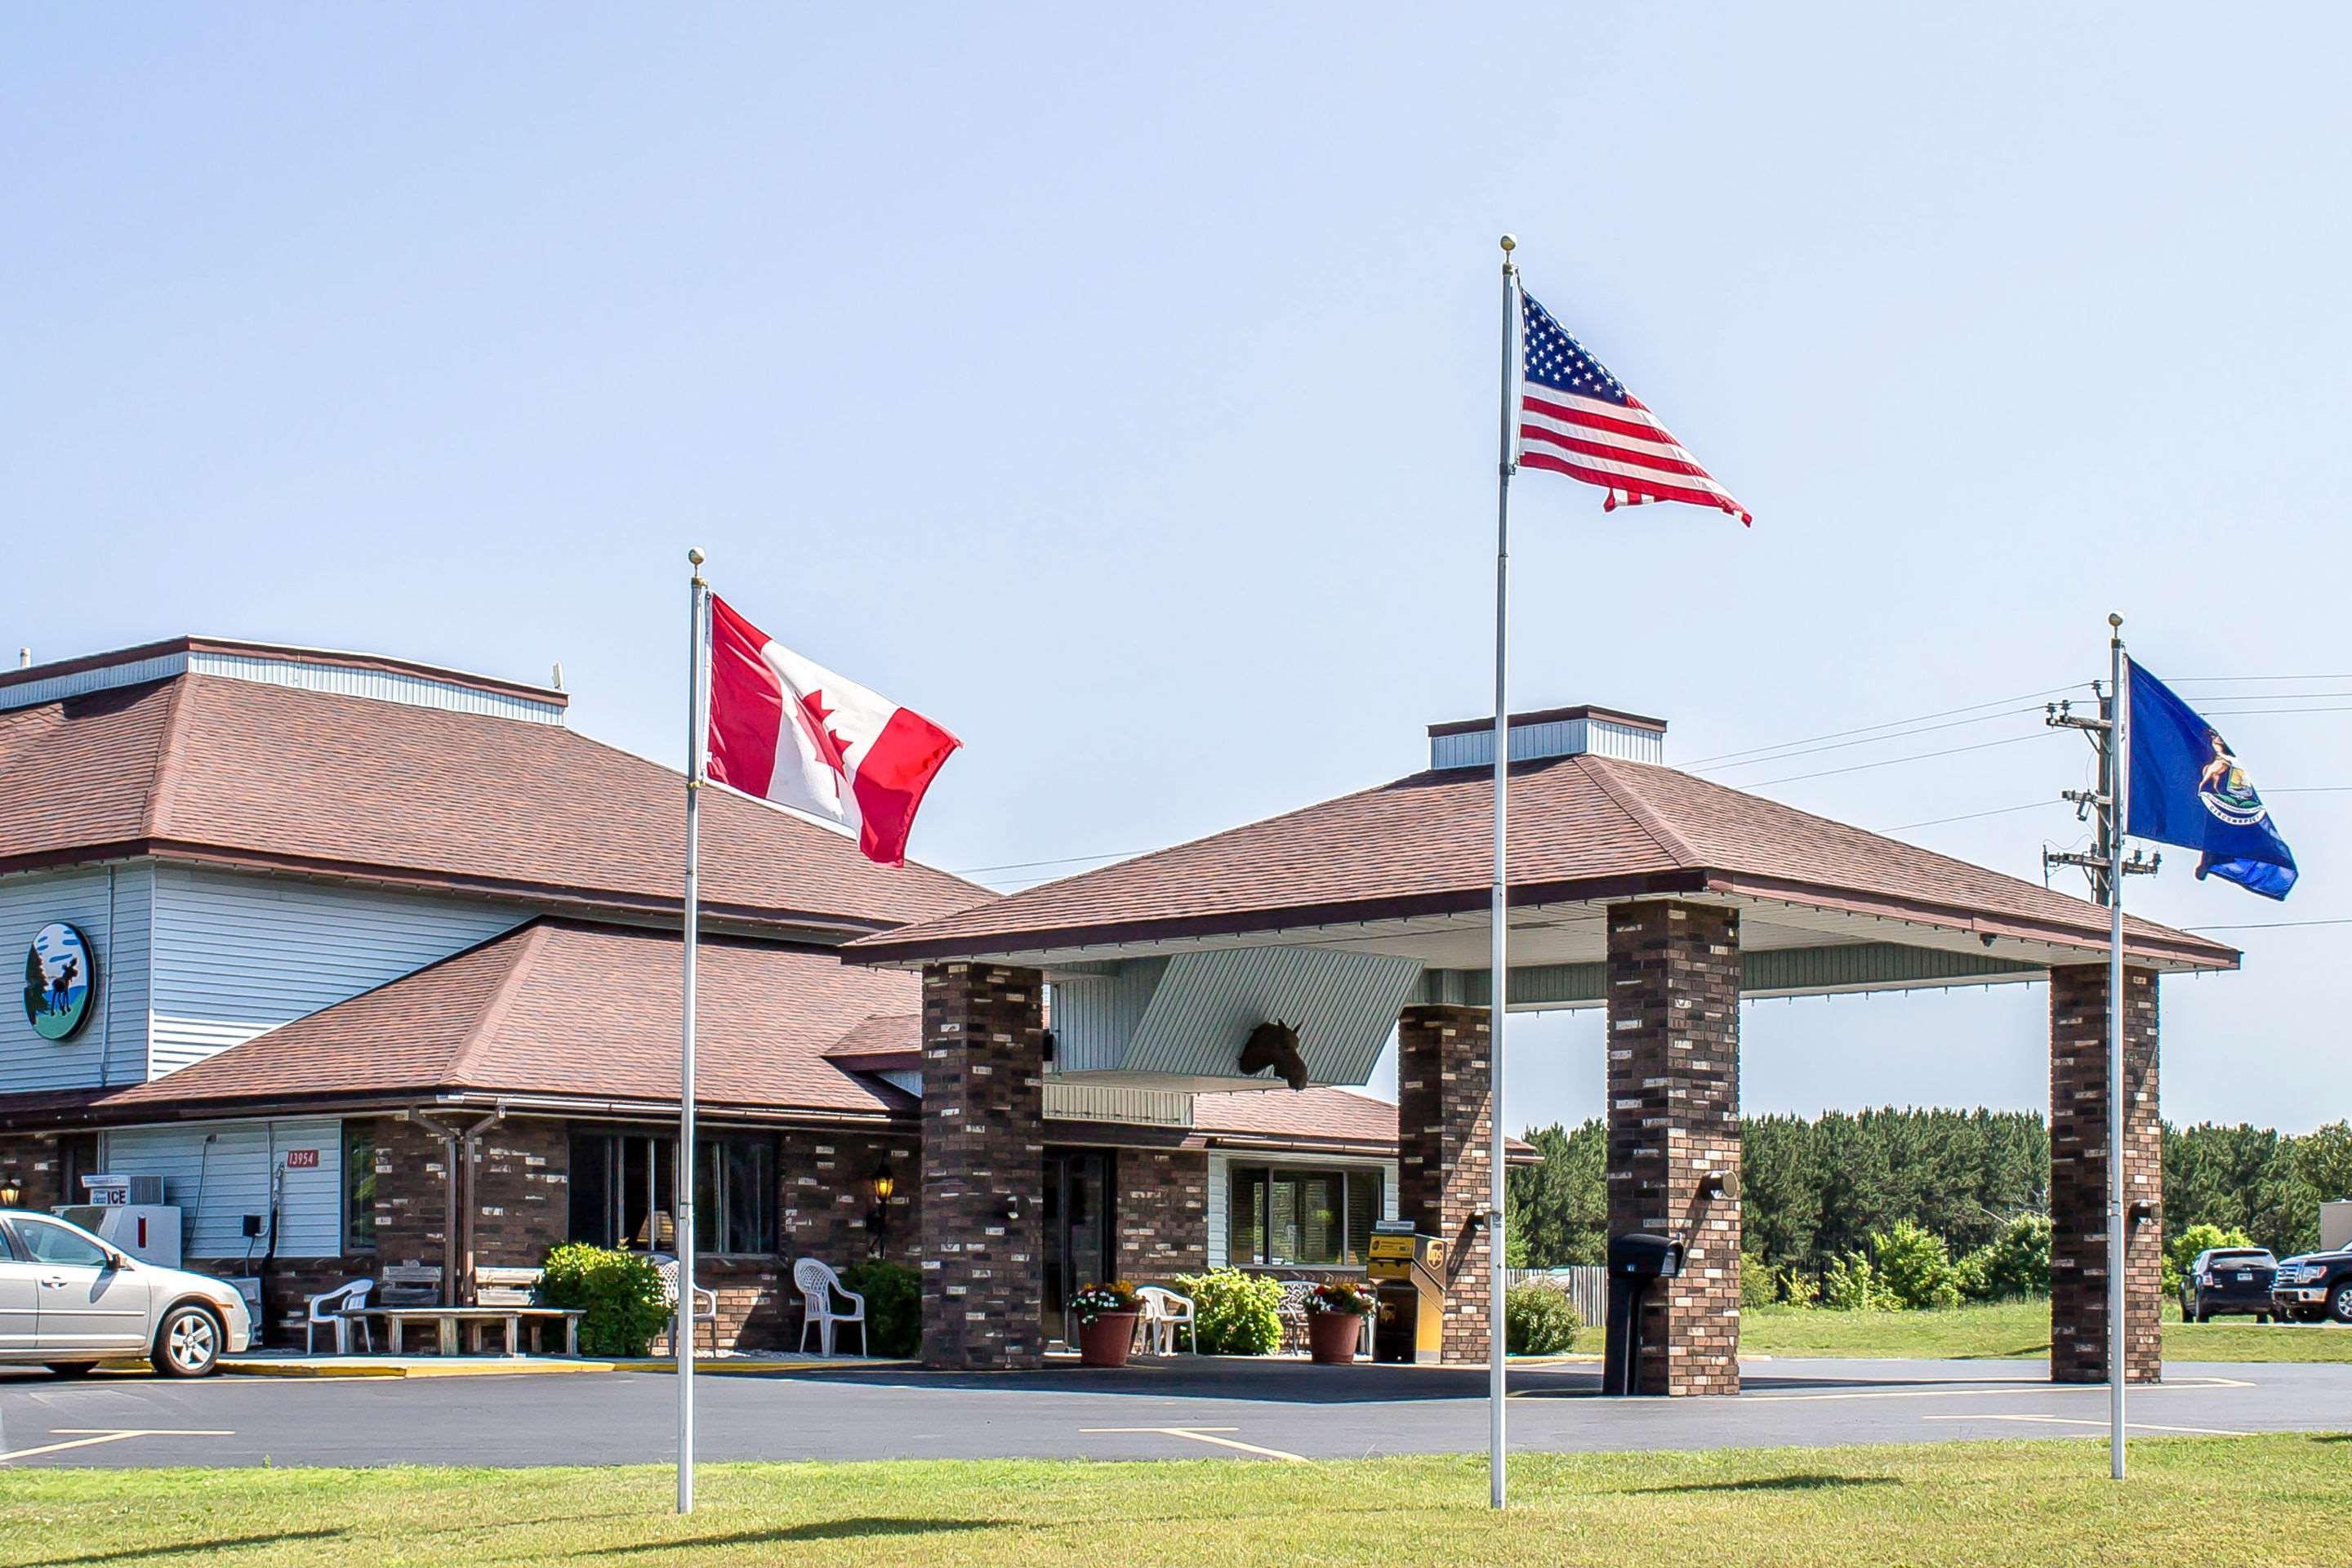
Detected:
[{"left": 1428, "top": 705, "right": 1667, "bottom": 770}]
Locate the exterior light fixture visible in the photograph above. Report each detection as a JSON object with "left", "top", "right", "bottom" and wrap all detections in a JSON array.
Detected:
[
  {"left": 866, "top": 1163, "right": 898, "bottom": 1255},
  {"left": 0, "top": 1181, "right": 20, "bottom": 1209}
]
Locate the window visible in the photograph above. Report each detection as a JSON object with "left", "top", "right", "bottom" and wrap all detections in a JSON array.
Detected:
[
  {"left": 14, "top": 1216, "right": 110, "bottom": 1268},
  {"left": 345, "top": 1123, "right": 377, "bottom": 1252},
  {"left": 568, "top": 1131, "right": 776, "bottom": 1256},
  {"left": 1227, "top": 1166, "right": 1383, "bottom": 1267},
  {"left": 58, "top": 1134, "right": 99, "bottom": 1205}
]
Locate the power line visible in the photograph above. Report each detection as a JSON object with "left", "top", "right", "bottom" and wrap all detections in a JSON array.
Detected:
[
  {"left": 951, "top": 848, "right": 1145, "bottom": 876},
  {"left": 1747, "top": 728, "right": 2059, "bottom": 789},
  {"left": 2182, "top": 918, "right": 2352, "bottom": 932},
  {"left": 1883, "top": 800, "right": 2060, "bottom": 832},
  {"left": 1682, "top": 684, "right": 2079, "bottom": 768},
  {"left": 1691, "top": 706, "right": 2049, "bottom": 774}
]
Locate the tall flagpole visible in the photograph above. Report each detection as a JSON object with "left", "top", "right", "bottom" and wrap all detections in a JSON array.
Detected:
[
  {"left": 1488, "top": 232, "right": 1520, "bottom": 1514},
  {"left": 679, "top": 546, "right": 710, "bottom": 1515},
  {"left": 2106, "top": 611, "right": 2129, "bottom": 1481}
]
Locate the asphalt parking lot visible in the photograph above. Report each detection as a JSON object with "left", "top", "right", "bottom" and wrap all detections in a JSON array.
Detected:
[{"left": 2, "top": 1356, "right": 2345, "bottom": 1468}]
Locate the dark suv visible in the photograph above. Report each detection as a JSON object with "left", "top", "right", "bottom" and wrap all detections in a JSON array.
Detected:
[
  {"left": 2271, "top": 1248, "right": 2352, "bottom": 1325},
  {"left": 2180, "top": 1248, "right": 2278, "bottom": 1323}
]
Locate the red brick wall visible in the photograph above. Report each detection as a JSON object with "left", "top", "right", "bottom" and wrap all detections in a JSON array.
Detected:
[
  {"left": 1116, "top": 1149, "right": 1209, "bottom": 1285},
  {"left": 920, "top": 962, "right": 1048, "bottom": 1370},
  {"left": 1397, "top": 1003, "right": 1494, "bottom": 1364},
  {"left": 1606, "top": 901, "right": 1743, "bottom": 1396},
  {"left": 2050, "top": 963, "right": 2163, "bottom": 1384}
]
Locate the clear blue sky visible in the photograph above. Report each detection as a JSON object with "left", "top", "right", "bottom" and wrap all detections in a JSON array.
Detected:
[{"left": 9, "top": 5, "right": 2346, "bottom": 1132}]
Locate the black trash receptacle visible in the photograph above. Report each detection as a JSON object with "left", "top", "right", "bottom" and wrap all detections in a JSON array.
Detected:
[{"left": 1602, "top": 1232, "right": 1684, "bottom": 1396}]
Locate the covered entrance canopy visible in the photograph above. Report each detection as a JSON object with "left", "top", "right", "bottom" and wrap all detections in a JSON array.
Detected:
[{"left": 849, "top": 706, "right": 2238, "bottom": 1388}]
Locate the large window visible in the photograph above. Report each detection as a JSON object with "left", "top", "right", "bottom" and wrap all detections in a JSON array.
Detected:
[
  {"left": 345, "top": 1123, "right": 377, "bottom": 1253},
  {"left": 568, "top": 1131, "right": 775, "bottom": 1256},
  {"left": 1227, "top": 1166, "right": 1383, "bottom": 1267}
]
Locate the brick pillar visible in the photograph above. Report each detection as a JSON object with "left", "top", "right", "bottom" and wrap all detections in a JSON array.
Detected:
[
  {"left": 2050, "top": 963, "right": 2162, "bottom": 1384},
  {"left": 920, "top": 961, "right": 1047, "bottom": 1370},
  {"left": 1606, "top": 900, "right": 1742, "bottom": 1396},
  {"left": 1396, "top": 1003, "right": 1494, "bottom": 1364}
]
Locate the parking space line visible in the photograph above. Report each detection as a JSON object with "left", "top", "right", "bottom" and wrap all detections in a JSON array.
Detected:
[
  {"left": 1741, "top": 1375, "right": 2254, "bottom": 1404},
  {"left": 1080, "top": 1426, "right": 1312, "bottom": 1462},
  {"left": 1922, "top": 1414, "right": 2255, "bottom": 1437},
  {"left": 0, "top": 1428, "right": 234, "bottom": 1463}
]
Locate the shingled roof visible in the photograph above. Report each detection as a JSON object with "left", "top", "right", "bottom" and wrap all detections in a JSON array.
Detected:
[
  {"left": 0, "top": 672, "right": 990, "bottom": 934},
  {"left": 848, "top": 751, "right": 2238, "bottom": 969},
  {"left": 88, "top": 920, "right": 922, "bottom": 1120}
]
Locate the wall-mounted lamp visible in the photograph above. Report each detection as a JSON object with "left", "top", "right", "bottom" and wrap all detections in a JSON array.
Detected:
[
  {"left": 0, "top": 1181, "right": 20, "bottom": 1209},
  {"left": 2128, "top": 1199, "right": 2160, "bottom": 1225},
  {"left": 866, "top": 1164, "right": 898, "bottom": 1255},
  {"left": 1701, "top": 1169, "right": 1741, "bottom": 1202}
]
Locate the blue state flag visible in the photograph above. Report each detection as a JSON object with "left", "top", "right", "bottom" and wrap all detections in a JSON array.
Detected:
[{"left": 2126, "top": 658, "right": 2298, "bottom": 900}]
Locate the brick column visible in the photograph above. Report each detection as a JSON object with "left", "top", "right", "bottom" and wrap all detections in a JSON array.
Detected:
[
  {"left": 2049, "top": 963, "right": 2162, "bottom": 1384},
  {"left": 920, "top": 961, "right": 1047, "bottom": 1370},
  {"left": 1396, "top": 1003, "right": 1494, "bottom": 1364},
  {"left": 1606, "top": 900, "right": 1742, "bottom": 1396}
]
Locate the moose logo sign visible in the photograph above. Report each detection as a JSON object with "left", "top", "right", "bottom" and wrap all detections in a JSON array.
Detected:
[{"left": 23, "top": 921, "right": 97, "bottom": 1041}]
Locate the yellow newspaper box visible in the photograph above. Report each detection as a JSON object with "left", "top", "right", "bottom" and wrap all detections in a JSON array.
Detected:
[{"left": 1367, "top": 1223, "right": 1446, "bottom": 1363}]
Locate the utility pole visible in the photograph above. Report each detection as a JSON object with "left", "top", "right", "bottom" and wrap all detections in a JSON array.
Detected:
[{"left": 2043, "top": 684, "right": 2160, "bottom": 897}]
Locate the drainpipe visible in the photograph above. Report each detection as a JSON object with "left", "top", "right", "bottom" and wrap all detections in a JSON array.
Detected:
[{"left": 408, "top": 1109, "right": 502, "bottom": 1305}]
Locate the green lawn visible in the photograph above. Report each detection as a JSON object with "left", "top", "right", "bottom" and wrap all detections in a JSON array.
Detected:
[
  {"left": 1740, "top": 1298, "right": 2352, "bottom": 1361},
  {"left": 2, "top": 1437, "right": 2345, "bottom": 1566}
]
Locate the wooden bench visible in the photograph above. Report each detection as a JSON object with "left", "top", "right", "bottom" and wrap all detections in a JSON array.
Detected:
[
  {"left": 346, "top": 1264, "right": 585, "bottom": 1357},
  {"left": 354, "top": 1305, "right": 582, "bottom": 1357}
]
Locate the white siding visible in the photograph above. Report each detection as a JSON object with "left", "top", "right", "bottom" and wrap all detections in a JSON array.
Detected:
[
  {"left": 1205, "top": 1152, "right": 1399, "bottom": 1268},
  {"left": 0, "top": 648, "right": 564, "bottom": 725},
  {"left": 102, "top": 1118, "right": 347, "bottom": 1258},
  {"left": 0, "top": 862, "right": 154, "bottom": 1092},
  {"left": 148, "top": 866, "right": 524, "bottom": 1078}
]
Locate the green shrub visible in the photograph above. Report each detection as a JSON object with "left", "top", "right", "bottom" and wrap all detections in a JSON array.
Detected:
[
  {"left": 537, "top": 1243, "right": 670, "bottom": 1356},
  {"left": 840, "top": 1260, "right": 920, "bottom": 1356},
  {"left": 1961, "top": 1213, "right": 2051, "bottom": 1301},
  {"left": 1776, "top": 1266, "right": 1820, "bottom": 1307},
  {"left": 1821, "top": 1251, "right": 1895, "bottom": 1312},
  {"left": 1740, "top": 1250, "right": 1778, "bottom": 1309},
  {"left": 1872, "top": 1220, "right": 1962, "bottom": 1311},
  {"left": 1503, "top": 1283, "right": 1578, "bottom": 1355},
  {"left": 1171, "top": 1267, "right": 1282, "bottom": 1356}
]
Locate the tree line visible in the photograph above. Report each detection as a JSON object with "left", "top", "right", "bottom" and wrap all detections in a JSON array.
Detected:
[{"left": 1505, "top": 1108, "right": 2352, "bottom": 1278}]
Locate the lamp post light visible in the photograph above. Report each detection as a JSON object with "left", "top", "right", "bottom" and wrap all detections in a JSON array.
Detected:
[{"left": 866, "top": 1165, "right": 897, "bottom": 1254}]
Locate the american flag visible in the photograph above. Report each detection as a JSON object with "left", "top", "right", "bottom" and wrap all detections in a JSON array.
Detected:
[{"left": 1516, "top": 291, "right": 1749, "bottom": 525}]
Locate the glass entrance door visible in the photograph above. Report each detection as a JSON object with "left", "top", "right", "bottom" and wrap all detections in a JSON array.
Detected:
[{"left": 1041, "top": 1149, "right": 1113, "bottom": 1347}]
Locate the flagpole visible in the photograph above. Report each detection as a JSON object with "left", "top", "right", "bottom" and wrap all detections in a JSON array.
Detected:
[
  {"left": 2107, "top": 611, "right": 2129, "bottom": 1481},
  {"left": 1488, "top": 232, "right": 1520, "bottom": 1514},
  {"left": 679, "top": 546, "right": 710, "bottom": 1515}
]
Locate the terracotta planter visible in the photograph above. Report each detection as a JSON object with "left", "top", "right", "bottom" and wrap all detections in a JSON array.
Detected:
[
  {"left": 1077, "top": 1311, "right": 1140, "bottom": 1368},
  {"left": 1307, "top": 1310, "right": 1365, "bottom": 1364}
]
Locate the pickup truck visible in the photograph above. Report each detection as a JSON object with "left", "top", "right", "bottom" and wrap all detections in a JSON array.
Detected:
[{"left": 2270, "top": 1248, "right": 2352, "bottom": 1325}]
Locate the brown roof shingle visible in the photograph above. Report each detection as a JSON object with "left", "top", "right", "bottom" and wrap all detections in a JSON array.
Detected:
[
  {"left": 848, "top": 753, "right": 2236, "bottom": 967},
  {"left": 0, "top": 673, "right": 992, "bottom": 933},
  {"left": 96, "top": 920, "right": 922, "bottom": 1118}
]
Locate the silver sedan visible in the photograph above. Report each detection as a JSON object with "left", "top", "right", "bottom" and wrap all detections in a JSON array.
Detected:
[{"left": 0, "top": 1209, "right": 253, "bottom": 1377}]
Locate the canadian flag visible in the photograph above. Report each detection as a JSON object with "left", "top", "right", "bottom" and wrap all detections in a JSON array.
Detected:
[{"left": 704, "top": 595, "right": 961, "bottom": 866}]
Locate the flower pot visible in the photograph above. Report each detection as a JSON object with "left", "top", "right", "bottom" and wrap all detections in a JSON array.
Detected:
[
  {"left": 1307, "top": 1311, "right": 1363, "bottom": 1364},
  {"left": 1078, "top": 1311, "right": 1139, "bottom": 1368}
]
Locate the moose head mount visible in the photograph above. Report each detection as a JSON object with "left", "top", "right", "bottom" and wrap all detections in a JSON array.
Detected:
[{"left": 1237, "top": 1019, "right": 1310, "bottom": 1091}]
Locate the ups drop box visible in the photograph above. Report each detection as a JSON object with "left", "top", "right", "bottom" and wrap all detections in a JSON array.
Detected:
[{"left": 1368, "top": 1223, "right": 1448, "bottom": 1363}]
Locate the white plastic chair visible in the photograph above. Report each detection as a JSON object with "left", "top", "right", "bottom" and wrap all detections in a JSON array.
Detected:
[
  {"left": 651, "top": 1255, "right": 720, "bottom": 1355},
  {"left": 304, "top": 1278, "right": 374, "bottom": 1354},
  {"left": 1134, "top": 1285, "right": 1197, "bottom": 1354},
  {"left": 792, "top": 1257, "right": 869, "bottom": 1356}
]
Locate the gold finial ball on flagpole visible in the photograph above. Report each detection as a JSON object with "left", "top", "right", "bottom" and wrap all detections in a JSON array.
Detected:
[
  {"left": 688, "top": 548, "right": 706, "bottom": 567},
  {"left": 2108, "top": 612, "right": 2123, "bottom": 629},
  {"left": 1499, "top": 234, "right": 1517, "bottom": 252}
]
